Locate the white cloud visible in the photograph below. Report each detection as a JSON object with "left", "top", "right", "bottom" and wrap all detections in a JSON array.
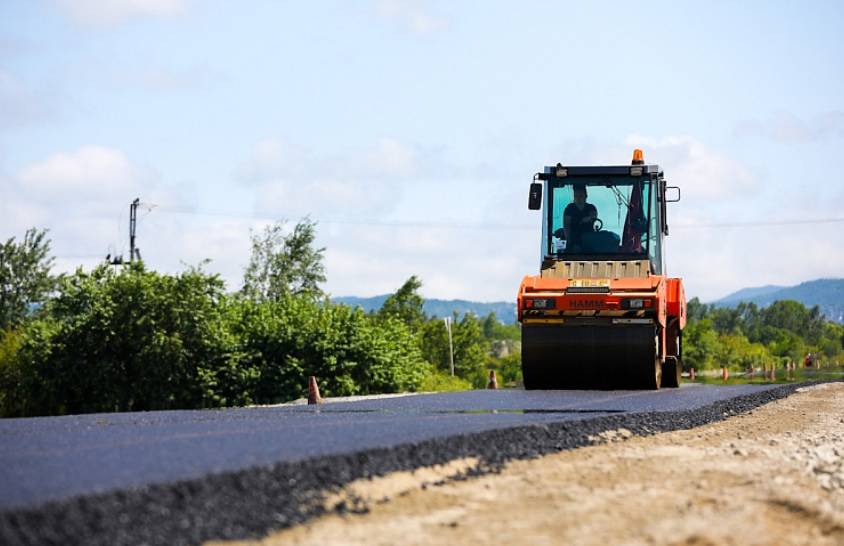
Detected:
[
  {"left": 365, "top": 138, "right": 417, "bottom": 177},
  {"left": 376, "top": 0, "right": 447, "bottom": 34},
  {"left": 235, "top": 137, "right": 420, "bottom": 219},
  {"left": 54, "top": 0, "right": 188, "bottom": 27},
  {"left": 735, "top": 111, "right": 844, "bottom": 143},
  {"left": 669, "top": 222, "right": 844, "bottom": 302},
  {"left": 5, "top": 136, "right": 838, "bottom": 305},
  {"left": 115, "top": 65, "right": 224, "bottom": 93},
  {"left": 610, "top": 135, "right": 842, "bottom": 301},
  {"left": 18, "top": 146, "right": 146, "bottom": 202},
  {"left": 321, "top": 221, "right": 533, "bottom": 301},
  {"left": 235, "top": 139, "right": 311, "bottom": 184},
  {"left": 2, "top": 145, "right": 197, "bottom": 274},
  {"left": 623, "top": 135, "right": 756, "bottom": 201}
]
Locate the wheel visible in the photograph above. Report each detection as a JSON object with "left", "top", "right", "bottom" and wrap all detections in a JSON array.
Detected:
[
  {"left": 640, "top": 334, "right": 662, "bottom": 390},
  {"left": 661, "top": 356, "right": 681, "bottom": 388}
]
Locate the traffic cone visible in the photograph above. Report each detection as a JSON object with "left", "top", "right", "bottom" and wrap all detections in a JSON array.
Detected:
[
  {"left": 487, "top": 370, "right": 498, "bottom": 390},
  {"left": 308, "top": 376, "right": 323, "bottom": 405}
]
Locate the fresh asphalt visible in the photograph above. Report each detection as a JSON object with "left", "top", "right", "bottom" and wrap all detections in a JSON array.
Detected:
[{"left": 0, "top": 383, "right": 783, "bottom": 512}]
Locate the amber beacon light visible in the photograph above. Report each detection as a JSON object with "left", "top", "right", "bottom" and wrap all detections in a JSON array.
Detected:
[{"left": 631, "top": 148, "right": 644, "bottom": 165}]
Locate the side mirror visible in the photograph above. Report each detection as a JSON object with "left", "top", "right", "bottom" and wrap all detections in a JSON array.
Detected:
[
  {"left": 528, "top": 182, "right": 542, "bottom": 210},
  {"left": 666, "top": 186, "right": 681, "bottom": 202}
]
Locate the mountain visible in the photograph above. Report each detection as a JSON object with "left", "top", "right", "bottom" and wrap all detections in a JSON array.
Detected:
[
  {"left": 332, "top": 296, "right": 518, "bottom": 324},
  {"left": 712, "top": 279, "right": 844, "bottom": 323},
  {"left": 714, "top": 285, "right": 785, "bottom": 306}
]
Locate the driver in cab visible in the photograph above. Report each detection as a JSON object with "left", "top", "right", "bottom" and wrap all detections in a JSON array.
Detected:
[{"left": 563, "top": 184, "right": 597, "bottom": 252}]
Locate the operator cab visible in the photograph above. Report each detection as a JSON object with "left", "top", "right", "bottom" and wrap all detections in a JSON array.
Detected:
[{"left": 528, "top": 149, "right": 679, "bottom": 275}]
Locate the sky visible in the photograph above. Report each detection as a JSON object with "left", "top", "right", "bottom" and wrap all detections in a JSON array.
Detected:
[{"left": 1, "top": 0, "right": 843, "bottom": 303}]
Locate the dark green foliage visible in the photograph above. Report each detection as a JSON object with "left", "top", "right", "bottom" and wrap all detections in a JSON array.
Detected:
[
  {"left": 1, "top": 263, "right": 241, "bottom": 416},
  {"left": 377, "top": 277, "right": 522, "bottom": 389},
  {"left": 482, "top": 313, "right": 520, "bottom": 341},
  {"left": 242, "top": 219, "right": 326, "bottom": 301},
  {"left": 0, "top": 228, "right": 55, "bottom": 329},
  {"left": 683, "top": 298, "right": 843, "bottom": 370},
  {"left": 230, "top": 297, "right": 428, "bottom": 403},
  {"left": 377, "top": 275, "right": 425, "bottom": 330},
  {"left": 680, "top": 318, "right": 718, "bottom": 370},
  {"left": 714, "top": 279, "right": 844, "bottom": 324},
  {"left": 0, "top": 264, "right": 428, "bottom": 417},
  {"left": 450, "top": 313, "right": 488, "bottom": 387}
]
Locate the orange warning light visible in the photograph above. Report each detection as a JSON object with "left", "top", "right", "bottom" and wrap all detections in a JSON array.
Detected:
[{"left": 632, "top": 149, "right": 644, "bottom": 165}]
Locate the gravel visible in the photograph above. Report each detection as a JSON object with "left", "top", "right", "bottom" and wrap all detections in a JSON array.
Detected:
[{"left": 0, "top": 381, "right": 833, "bottom": 546}]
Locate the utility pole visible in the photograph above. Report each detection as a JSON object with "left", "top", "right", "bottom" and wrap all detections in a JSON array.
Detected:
[
  {"left": 444, "top": 316, "right": 455, "bottom": 376},
  {"left": 105, "top": 198, "right": 144, "bottom": 266},
  {"left": 129, "top": 197, "right": 141, "bottom": 262}
]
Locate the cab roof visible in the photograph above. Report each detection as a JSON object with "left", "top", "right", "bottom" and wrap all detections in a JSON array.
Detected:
[{"left": 539, "top": 164, "right": 661, "bottom": 179}]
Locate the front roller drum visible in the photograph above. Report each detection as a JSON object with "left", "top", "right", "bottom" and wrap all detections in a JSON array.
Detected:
[{"left": 522, "top": 325, "right": 661, "bottom": 390}]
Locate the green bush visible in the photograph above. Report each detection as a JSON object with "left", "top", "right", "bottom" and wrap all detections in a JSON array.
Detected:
[
  {"left": 418, "top": 369, "right": 472, "bottom": 392},
  {"left": 488, "top": 352, "right": 522, "bottom": 387},
  {"left": 230, "top": 298, "right": 428, "bottom": 403},
  {"left": 0, "top": 264, "right": 431, "bottom": 416},
  {"left": 1, "top": 263, "right": 241, "bottom": 416}
]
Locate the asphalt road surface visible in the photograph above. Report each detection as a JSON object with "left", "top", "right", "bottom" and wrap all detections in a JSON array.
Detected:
[{"left": 0, "top": 383, "right": 784, "bottom": 512}]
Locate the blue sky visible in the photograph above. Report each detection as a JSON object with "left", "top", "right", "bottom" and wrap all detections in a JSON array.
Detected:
[{"left": 2, "top": 1, "right": 843, "bottom": 302}]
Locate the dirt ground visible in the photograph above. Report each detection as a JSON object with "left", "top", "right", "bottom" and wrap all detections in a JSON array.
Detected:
[{"left": 210, "top": 383, "right": 844, "bottom": 546}]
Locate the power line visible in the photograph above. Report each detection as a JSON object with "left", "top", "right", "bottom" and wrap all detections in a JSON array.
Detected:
[
  {"left": 671, "top": 217, "right": 844, "bottom": 229},
  {"left": 153, "top": 206, "right": 844, "bottom": 232},
  {"left": 153, "top": 206, "right": 531, "bottom": 231}
]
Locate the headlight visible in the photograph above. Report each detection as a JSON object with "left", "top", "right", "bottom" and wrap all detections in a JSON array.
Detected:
[{"left": 623, "top": 298, "right": 645, "bottom": 309}]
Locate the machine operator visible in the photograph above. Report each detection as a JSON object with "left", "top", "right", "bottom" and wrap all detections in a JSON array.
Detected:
[{"left": 562, "top": 184, "right": 597, "bottom": 251}]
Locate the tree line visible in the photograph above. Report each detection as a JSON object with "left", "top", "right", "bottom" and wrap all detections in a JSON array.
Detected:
[
  {"left": 3, "top": 222, "right": 841, "bottom": 417},
  {"left": 682, "top": 298, "right": 844, "bottom": 371},
  {"left": 0, "top": 223, "right": 519, "bottom": 417}
]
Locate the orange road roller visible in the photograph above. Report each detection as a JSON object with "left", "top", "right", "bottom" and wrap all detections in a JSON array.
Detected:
[{"left": 518, "top": 149, "right": 686, "bottom": 389}]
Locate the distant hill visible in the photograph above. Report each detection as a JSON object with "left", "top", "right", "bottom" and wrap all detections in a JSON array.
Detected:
[
  {"left": 715, "top": 285, "right": 785, "bottom": 305},
  {"left": 333, "top": 295, "right": 518, "bottom": 324},
  {"left": 712, "top": 278, "right": 844, "bottom": 323}
]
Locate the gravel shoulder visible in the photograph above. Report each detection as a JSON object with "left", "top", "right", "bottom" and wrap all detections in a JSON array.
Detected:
[{"left": 213, "top": 383, "right": 844, "bottom": 546}]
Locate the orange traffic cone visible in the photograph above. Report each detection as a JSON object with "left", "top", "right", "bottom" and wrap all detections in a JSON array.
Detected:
[
  {"left": 308, "top": 376, "right": 323, "bottom": 405},
  {"left": 487, "top": 370, "right": 498, "bottom": 390}
]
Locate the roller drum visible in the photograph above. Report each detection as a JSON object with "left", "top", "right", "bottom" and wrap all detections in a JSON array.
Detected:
[{"left": 522, "top": 324, "right": 661, "bottom": 390}]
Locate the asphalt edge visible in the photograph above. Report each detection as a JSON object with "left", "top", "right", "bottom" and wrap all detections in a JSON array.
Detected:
[{"left": 1, "top": 381, "right": 836, "bottom": 546}]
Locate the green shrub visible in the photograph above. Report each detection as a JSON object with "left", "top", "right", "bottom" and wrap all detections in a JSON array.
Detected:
[
  {"left": 230, "top": 298, "right": 428, "bottom": 403},
  {"left": 418, "top": 369, "right": 472, "bottom": 392}
]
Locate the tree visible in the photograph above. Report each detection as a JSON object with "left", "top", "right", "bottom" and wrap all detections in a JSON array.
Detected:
[
  {"left": 760, "top": 300, "right": 825, "bottom": 345},
  {"left": 451, "top": 313, "right": 488, "bottom": 386},
  {"left": 0, "top": 228, "right": 55, "bottom": 329},
  {"left": 682, "top": 318, "right": 719, "bottom": 370},
  {"left": 242, "top": 219, "right": 326, "bottom": 301},
  {"left": 686, "top": 297, "right": 709, "bottom": 322},
  {"left": 1, "top": 263, "right": 243, "bottom": 417},
  {"left": 378, "top": 275, "right": 425, "bottom": 330}
]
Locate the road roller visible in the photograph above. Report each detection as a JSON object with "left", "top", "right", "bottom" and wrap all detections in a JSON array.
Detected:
[{"left": 518, "top": 149, "right": 686, "bottom": 390}]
